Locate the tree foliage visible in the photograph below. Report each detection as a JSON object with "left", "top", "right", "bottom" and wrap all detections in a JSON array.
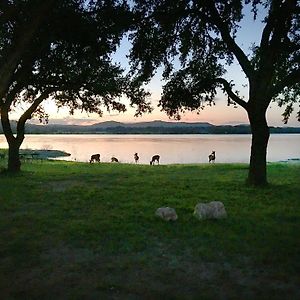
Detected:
[
  {"left": 129, "top": 0, "right": 300, "bottom": 121},
  {"left": 0, "top": 0, "right": 151, "bottom": 171},
  {"left": 0, "top": 0, "right": 151, "bottom": 118},
  {"left": 129, "top": 0, "right": 300, "bottom": 186}
]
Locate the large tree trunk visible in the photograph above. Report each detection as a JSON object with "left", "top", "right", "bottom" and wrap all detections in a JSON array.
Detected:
[
  {"left": 247, "top": 109, "right": 270, "bottom": 186},
  {"left": 1, "top": 91, "right": 47, "bottom": 173},
  {"left": 1, "top": 106, "right": 24, "bottom": 173},
  {"left": 7, "top": 139, "right": 21, "bottom": 173}
]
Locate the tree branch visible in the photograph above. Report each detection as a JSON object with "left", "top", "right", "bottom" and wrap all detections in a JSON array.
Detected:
[
  {"left": 257, "top": 1, "right": 298, "bottom": 90},
  {"left": 0, "top": 105, "right": 15, "bottom": 145},
  {"left": 260, "top": 2, "right": 278, "bottom": 49},
  {"left": 216, "top": 78, "right": 248, "bottom": 110},
  {"left": 205, "top": 1, "right": 255, "bottom": 83},
  {"left": 16, "top": 92, "right": 50, "bottom": 141}
]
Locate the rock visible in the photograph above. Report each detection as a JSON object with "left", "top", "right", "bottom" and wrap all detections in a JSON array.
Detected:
[
  {"left": 194, "top": 201, "right": 227, "bottom": 220},
  {"left": 155, "top": 207, "right": 178, "bottom": 221}
]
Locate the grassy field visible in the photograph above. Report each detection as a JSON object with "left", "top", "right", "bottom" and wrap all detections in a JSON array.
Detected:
[{"left": 0, "top": 157, "right": 299, "bottom": 299}]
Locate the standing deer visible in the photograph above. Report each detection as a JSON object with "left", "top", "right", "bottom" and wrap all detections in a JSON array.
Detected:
[
  {"left": 150, "top": 155, "right": 160, "bottom": 165},
  {"left": 111, "top": 157, "right": 119, "bottom": 163},
  {"left": 90, "top": 153, "right": 100, "bottom": 163},
  {"left": 208, "top": 151, "right": 216, "bottom": 163},
  {"left": 134, "top": 153, "right": 139, "bottom": 164}
]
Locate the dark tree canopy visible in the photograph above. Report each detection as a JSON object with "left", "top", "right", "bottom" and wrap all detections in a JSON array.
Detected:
[
  {"left": 0, "top": 0, "right": 151, "bottom": 117},
  {"left": 130, "top": 0, "right": 300, "bottom": 121},
  {"left": 129, "top": 0, "right": 300, "bottom": 185},
  {"left": 0, "top": 0, "right": 151, "bottom": 172}
]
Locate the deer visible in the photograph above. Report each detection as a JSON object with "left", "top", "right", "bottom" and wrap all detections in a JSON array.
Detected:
[
  {"left": 208, "top": 151, "right": 216, "bottom": 163},
  {"left": 150, "top": 155, "right": 160, "bottom": 165},
  {"left": 111, "top": 157, "right": 119, "bottom": 163},
  {"left": 90, "top": 153, "right": 100, "bottom": 163},
  {"left": 134, "top": 153, "right": 139, "bottom": 164}
]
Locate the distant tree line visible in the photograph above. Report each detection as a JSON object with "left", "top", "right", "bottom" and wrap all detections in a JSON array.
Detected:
[{"left": 1, "top": 122, "right": 300, "bottom": 135}]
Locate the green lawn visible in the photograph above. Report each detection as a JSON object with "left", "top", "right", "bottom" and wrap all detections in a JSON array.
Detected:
[{"left": 0, "top": 158, "right": 299, "bottom": 299}]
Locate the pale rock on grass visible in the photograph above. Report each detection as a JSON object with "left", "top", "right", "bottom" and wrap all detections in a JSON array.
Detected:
[
  {"left": 155, "top": 207, "right": 178, "bottom": 221},
  {"left": 194, "top": 201, "right": 227, "bottom": 220}
]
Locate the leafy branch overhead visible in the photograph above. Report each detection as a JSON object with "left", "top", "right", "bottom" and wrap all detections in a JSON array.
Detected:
[
  {"left": 0, "top": 0, "right": 151, "bottom": 122},
  {"left": 0, "top": 0, "right": 151, "bottom": 172},
  {"left": 129, "top": 0, "right": 300, "bottom": 122},
  {"left": 129, "top": 0, "right": 299, "bottom": 186}
]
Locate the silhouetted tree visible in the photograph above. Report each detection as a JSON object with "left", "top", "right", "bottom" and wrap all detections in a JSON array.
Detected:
[
  {"left": 0, "top": 0, "right": 151, "bottom": 172},
  {"left": 129, "top": 0, "right": 300, "bottom": 186}
]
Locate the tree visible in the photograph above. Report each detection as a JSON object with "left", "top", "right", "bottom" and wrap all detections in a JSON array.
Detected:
[
  {"left": 129, "top": 0, "right": 300, "bottom": 186},
  {"left": 0, "top": 0, "right": 151, "bottom": 172}
]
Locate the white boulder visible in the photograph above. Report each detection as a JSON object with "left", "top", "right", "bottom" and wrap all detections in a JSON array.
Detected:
[
  {"left": 194, "top": 201, "right": 227, "bottom": 220},
  {"left": 155, "top": 207, "right": 178, "bottom": 221}
]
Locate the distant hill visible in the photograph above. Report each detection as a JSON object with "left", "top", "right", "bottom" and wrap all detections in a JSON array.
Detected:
[
  {"left": 0, "top": 120, "right": 300, "bottom": 134},
  {"left": 90, "top": 121, "right": 125, "bottom": 128},
  {"left": 90, "top": 120, "right": 213, "bottom": 128}
]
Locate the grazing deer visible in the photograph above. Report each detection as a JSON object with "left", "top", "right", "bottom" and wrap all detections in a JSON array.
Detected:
[
  {"left": 150, "top": 155, "right": 160, "bottom": 165},
  {"left": 208, "top": 151, "right": 216, "bottom": 163},
  {"left": 90, "top": 153, "right": 100, "bottom": 163},
  {"left": 111, "top": 157, "right": 119, "bottom": 163},
  {"left": 134, "top": 153, "right": 139, "bottom": 164}
]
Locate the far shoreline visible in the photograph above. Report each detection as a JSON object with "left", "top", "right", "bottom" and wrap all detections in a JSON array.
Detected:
[{"left": 1, "top": 132, "right": 300, "bottom": 135}]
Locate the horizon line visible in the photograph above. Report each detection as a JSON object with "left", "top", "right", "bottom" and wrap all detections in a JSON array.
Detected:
[{"left": 22, "top": 119, "right": 300, "bottom": 128}]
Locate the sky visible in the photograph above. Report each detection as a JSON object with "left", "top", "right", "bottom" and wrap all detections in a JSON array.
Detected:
[{"left": 15, "top": 4, "right": 300, "bottom": 127}]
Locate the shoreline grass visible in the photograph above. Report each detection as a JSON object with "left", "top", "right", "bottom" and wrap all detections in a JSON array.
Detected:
[{"left": 0, "top": 160, "right": 299, "bottom": 298}]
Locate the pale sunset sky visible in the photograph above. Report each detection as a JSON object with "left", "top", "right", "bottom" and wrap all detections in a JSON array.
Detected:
[{"left": 15, "top": 5, "right": 300, "bottom": 127}]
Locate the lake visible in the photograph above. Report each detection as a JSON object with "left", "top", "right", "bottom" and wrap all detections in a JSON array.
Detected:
[{"left": 0, "top": 134, "right": 299, "bottom": 164}]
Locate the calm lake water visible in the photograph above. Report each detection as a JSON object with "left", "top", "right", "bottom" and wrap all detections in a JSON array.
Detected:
[{"left": 0, "top": 134, "right": 299, "bottom": 164}]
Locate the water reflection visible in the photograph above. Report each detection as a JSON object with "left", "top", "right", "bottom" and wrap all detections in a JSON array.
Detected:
[{"left": 0, "top": 134, "right": 299, "bottom": 164}]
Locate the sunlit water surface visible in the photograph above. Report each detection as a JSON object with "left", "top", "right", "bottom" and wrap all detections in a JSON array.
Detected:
[{"left": 0, "top": 134, "right": 299, "bottom": 164}]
